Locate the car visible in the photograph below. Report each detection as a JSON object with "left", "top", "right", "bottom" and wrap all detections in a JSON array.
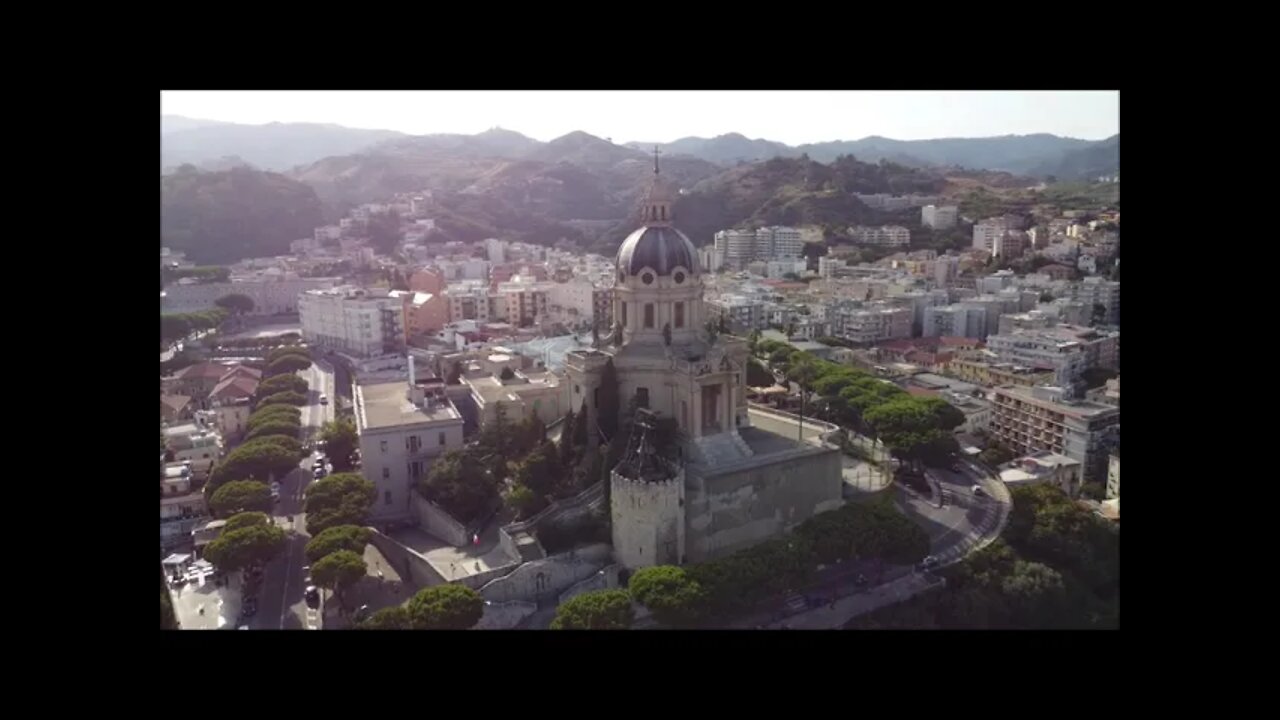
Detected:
[
  {"left": 305, "top": 586, "right": 321, "bottom": 609},
  {"left": 854, "top": 574, "right": 868, "bottom": 586},
  {"left": 971, "top": 485, "right": 985, "bottom": 497},
  {"left": 920, "top": 556, "right": 938, "bottom": 570},
  {"left": 312, "top": 458, "right": 325, "bottom": 470},
  {"left": 319, "top": 394, "right": 329, "bottom": 405},
  {"left": 313, "top": 467, "right": 326, "bottom": 479}
]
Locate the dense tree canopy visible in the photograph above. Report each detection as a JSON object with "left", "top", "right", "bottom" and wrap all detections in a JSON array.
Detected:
[
  {"left": 304, "top": 473, "right": 376, "bottom": 535},
  {"left": 256, "top": 391, "right": 308, "bottom": 407},
  {"left": 550, "top": 589, "right": 634, "bottom": 630},
  {"left": 208, "top": 436, "right": 301, "bottom": 489},
  {"left": 215, "top": 293, "right": 255, "bottom": 315},
  {"left": 209, "top": 481, "right": 272, "bottom": 518},
  {"left": 204, "top": 522, "right": 286, "bottom": 572},
  {"left": 320, "top": 418, "right": 359, "bottom": 471},
  {"left": 419, "top": 449, "right": 500, "bottom": 524},
  {"left": 627, "top": 566, "right": 707, "bottom": 628},
  {"left": 256, "top": 374, "right": 309, "bottom": 399},
  {"left": 407, "top": 585, "right": 484, "bottom": 630},
  {"left": 245, "top": 404, "right": 302, "bottom": 434},
  {"left": 304, "top": 525, "right": 372, "bottom": 564},
  {"left": 746, "top": 358, "right": 775, "bottom": 387},
  {"left": 222, "top": 511, "right": 270, "bottom": 533},
  {"left": 310, "top": 550, "right": 367, "bottom": 601},
  {"left": 266, "top": 346, "right": 311, "bottom": 365},
  {"left": 244, "top": 419, "right": 300, "bottom": 443},
  {"left": 358, "top": 606, "right": 413, "bottom": 630},
  {"left": 265, "top": 354, "right": 312, "bottom": 377}
]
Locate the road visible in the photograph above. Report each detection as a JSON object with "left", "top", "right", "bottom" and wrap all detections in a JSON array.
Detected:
[
  {"left": 247, "top": 359, "right": 336, "bottom": 630},
  {"left": 901, "top": 463, "right": 1003, "bottom": 566}
]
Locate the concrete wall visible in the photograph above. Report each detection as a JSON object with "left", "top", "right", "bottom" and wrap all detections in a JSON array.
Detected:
[
  {"left": 611, "top": 470, "right": 685, "bottom": 569},
  {"left": 411, "top": 493, "right": 469, "bottom": 547},
  {"left": 478, "top": 543, "right": 613, "bottom": 604},
  {"left": 366, "top": 528, "right": 445, "bottom": 589},
  {"left": 557, "top": 563, "right": 624, "bottom": 604},
  {"left": 685, "top": 447, "right": 843, "bottom": 564},
  {"left": 475, "top": 600, "right": 537, "bottom": 630}
]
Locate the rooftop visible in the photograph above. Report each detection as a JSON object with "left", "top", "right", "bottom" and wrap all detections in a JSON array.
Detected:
[
  {"left": 995, "top": 384, "right": 1119, "bottom": 418},
  {"left": 355, "top": 381, "right": 462, "bottom": 431}
]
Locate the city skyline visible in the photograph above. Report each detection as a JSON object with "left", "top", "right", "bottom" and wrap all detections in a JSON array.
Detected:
[{"left": 161, "top": 90, "right": 1119, "bottom": 145}]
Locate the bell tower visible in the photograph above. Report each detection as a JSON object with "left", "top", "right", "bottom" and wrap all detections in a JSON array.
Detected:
[{"left": 643, "top": 146, "right": 673, "bottom": 227}]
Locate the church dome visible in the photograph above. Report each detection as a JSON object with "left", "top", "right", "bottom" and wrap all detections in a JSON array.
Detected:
[{"left": 617, "top": 226, "right": 700, "bottom": 277}]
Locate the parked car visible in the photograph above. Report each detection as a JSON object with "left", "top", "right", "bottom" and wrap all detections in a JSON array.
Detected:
[
  {"left": 971, "top": 485, "right": 985, "bottom": 497},
  {"left": 305, "top": 586, "right": 321, "bottom": 609},
  {"left": 920, "top": 556, "right": 938, "bottom": 570},
  {"left": 319, "top": 394, "right": 328, "bottom": 405},
  {"left": 313, "top": 467, "right": 326, "bottom": 479},
  {"left": 312, "top": 458, "right": 326, "bottom": 470}
]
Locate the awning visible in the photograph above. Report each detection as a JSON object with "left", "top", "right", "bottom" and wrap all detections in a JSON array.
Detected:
[{"left": 162, "top": 553, "right": 192, "bottom": 566}]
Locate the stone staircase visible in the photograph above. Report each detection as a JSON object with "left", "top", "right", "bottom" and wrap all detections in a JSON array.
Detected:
[{"left": 691, "top": 431, "right": 754, "bottom": 467}]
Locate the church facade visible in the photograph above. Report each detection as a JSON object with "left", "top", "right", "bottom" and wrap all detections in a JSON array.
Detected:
[{"left": 565, "top": 155, "right": 844, "bottom": 570}]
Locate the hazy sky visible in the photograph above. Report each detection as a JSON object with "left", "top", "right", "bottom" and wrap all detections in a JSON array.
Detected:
[{"left": 162, "top": 90, "right": 1119, "bottom": 144}]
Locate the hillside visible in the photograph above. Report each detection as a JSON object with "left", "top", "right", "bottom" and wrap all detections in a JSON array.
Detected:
[
  {"left": 590, "top": 155, "right": 949, "bottom": 253},
  {"left": 628, "top": 133, "right": 796, "bottom": 165},
  {"left": 636, "top": 132, "right": 1114, "bottom": 178},
  {"left": 160, "top": 117, "right": 405, "bottom": 172},
  {"left": 161, "top": 166, "right": 325, "bottom": 264},
  {"left": 1029, "top": 134, "right": 1119, "bottom": 180}
]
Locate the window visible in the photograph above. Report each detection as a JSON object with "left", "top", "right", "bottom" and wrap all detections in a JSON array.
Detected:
[
  {"left": 644, "top": 304, "right": 654, "bottom": 328},
  {"left": 408, "top": 435, "right": 421, "bottom": 452},
  {"left": 384, "top": 490, "right": 392, "bottom": 505},
  {"left": 636, "top": 387, "right": 649, "bottom": 409},
  {"left": 380, "top": 440, "right": 388, "bottom": 453},
  {"left": 382, "top": 468, "right": 390, "bottom": 480},
  {"left": 675, "top": 302, "right": 685, "bottom": 328},
  {"left": 438, "top": 432, "right": 446, "bottom": 446},
  {"left": 621, "top": 302, "right": 627, "bottom": 327}
]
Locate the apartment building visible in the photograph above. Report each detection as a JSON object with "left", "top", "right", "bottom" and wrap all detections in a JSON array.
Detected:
[
  {"left": 989, "top": 385, "right": 1119, "bottom": 485},
  {"left": 1069, "top": 276, "right": 1121, "bottom": 325},
  {"left": 833, "top": 306, "right": 912, "bottom": 344},
  {"left": 464, "top": 368, "right": 567, "bottom": 429},
  {"left": 921, "top": 205, "right": 958, "bottom": 230},
  {"left": 923, "top": 304, "right": 988, "bottom": 340},
  {"left": 985, "top": 325, "right": 1119, "bottom": 388},
  {"left": 998, "top": 452, "right": 1083, "bottom": 496},
  {"left": 160, "top": 462, "right": 207, "bottom": 551},
  {"left": 495, "top": 280, "right": 551, "bottom": 327},
  {"left": 940, "top": 353, "right": 1055, "bottom": 388},
  {"left": 299, "top": 287, "right": 407, "bottom": 358},
  {"left": 713, "top": 226, "right": 804, "bottom": 269},
  {"left": 849, "top": 225, "right": 911, "bottom": 247},
  {"left": 354, "top": 373, "right": 466, "bottom": 523},
  {"left": 707, "top": 295, "right": 766, "bottom": 333}
]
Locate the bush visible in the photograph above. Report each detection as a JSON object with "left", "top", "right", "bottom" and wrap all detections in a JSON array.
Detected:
[
  {"left": 407, "top": 585, "right": 484, "bottom": 630},
  {"left": 536, "top": 512, "right": 610, "bottom": 555},
  {"left": 627, "top": 565, "right": 706, "bottom": 628},
  {"left": 550, "top": 589, "right": 633, "bottom": 630}
]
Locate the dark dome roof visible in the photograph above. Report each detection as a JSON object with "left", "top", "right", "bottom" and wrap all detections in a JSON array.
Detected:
[{"left": 616, "top": 226, "right": 699, "bottom": 276}]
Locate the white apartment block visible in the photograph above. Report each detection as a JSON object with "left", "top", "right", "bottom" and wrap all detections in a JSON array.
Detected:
[
  {"left": 707, "top": 295, "right": 766, "bottom": 332},
  {"left": 921, "top": 205, "right": 958, "bottom": 230},
  {"left": 989, "top": 385, "right": 1119, "bottom": 486},
  {"left": 699, "top": 245, "right": 725, "bottom": 273},
  {"left": 486, "top": 238, "right": 506, "bottom": 263},
  {"left": 978, "top": 270, "right": 1017, "bottom": 294},
  {"left": 547, "top": 278, "right": 598, "bottom": 327},
  {"left": 434, "top": 258, "right": 491, "bottom": 281},
  {"left": 849, "top": 225, "right": 911, "bottom": 247},
  {"left": 1069, "top": 277, "right": 1121, "bottom": 325},
  {"left": 161, "top": 275, "right": 338, "bottom": 315},
  {"left": 447, "top": 283, "right": 504, "bottom": 324},
  {"left": 495, "top": 280, "right": 551, "bottom": 327},
  {"left": 714, "top": 226, "right": 804, "bottom": 269},
  {"left": 834, "top": 306, "right": 912, "bottom": 344},
  {"left": 299, "top": 287, "right": 407, "bottom": 358},
  {"left": 354, "top": 376, "right": 466, "bottom": 523},
  {"left": 923, "top": 304, "right": 987, "bottom": 340},
  {"left": 985, "top": 325, "right": 1118, "bottom": 389}
]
